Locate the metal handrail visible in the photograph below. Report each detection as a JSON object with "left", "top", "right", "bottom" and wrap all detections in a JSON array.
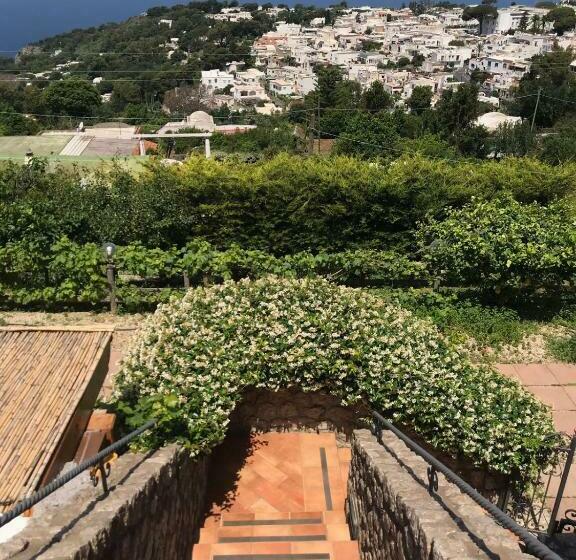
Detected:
[
  {"left": 0, "top": 419, "right": 156, "bottom": 529},
  {"left": 371, "top": 411, "right": 563, "bottom": 560}
]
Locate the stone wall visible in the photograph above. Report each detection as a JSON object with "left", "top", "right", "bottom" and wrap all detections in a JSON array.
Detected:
[
  {"left": 229, "top": 388, "right": 368, "bottom": 436},
  {"left": 1, "top": 446, "right": 208, "bottom": 560},
  {"left": 347, "top": 429, "right": 535, "bottom": 560}
]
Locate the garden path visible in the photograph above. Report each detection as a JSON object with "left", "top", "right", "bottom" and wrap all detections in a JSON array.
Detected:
[
  {"left": 496, "top": 363, "right": 576, "bottom": 523},
  {"left": 191, "top": 431, "right": 359, "bottom": 560}
]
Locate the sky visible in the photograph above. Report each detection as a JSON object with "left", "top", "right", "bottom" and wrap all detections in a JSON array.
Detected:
[{"left": 0, "top": 0, "right": 529, "bottom": 55}]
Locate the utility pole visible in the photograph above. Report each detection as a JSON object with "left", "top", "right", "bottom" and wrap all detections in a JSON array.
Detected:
[
  {"left": 530, "top": 87, "right": 541, "bottom": 132},
  {"left": 316, "top": 94, "right": 321, "bottom": 154}
]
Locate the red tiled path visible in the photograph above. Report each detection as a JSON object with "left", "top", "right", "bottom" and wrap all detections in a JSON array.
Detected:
[
  {"left": 496, "top": 363, "right": 576, "bottom": 519},
  {"left": 192, "top": 432, "right": 359, "bottom": 560}
]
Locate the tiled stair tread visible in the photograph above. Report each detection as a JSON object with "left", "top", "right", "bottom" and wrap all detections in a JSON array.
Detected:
[
  {"left": 219, "top": 536, "right": 327, "bottom": 543},
  {"left": 212, "top": 555, "right": 330, "bottom": 560},
  {"left": 192, "top": 541, "right": 359, "bottom": 559},
  {"left": 223, "top": 518, "right": 323, "bottom": 526}
]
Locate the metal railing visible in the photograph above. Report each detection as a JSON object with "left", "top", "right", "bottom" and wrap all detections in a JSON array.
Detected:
[
  {"left": 371, "top": 411, "right": 564, "bottom": 560},
  {"left": 503, "top": 432, "right": 576, "bottom": 536},
  {"left": 0, "top": 419, "right": 156, "bottom": 529}
]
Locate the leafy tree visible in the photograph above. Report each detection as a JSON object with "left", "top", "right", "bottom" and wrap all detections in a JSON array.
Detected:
[
  {"left": 42, "top": 79, "right": 101, "bottom": 117},
  {"left": 509, "top": 48, "right": 576, "bottom": 128},
  {"left": 418, "top": 197, "right": 576, "bottom": 295},
  {"left": 411, "top": 53, "right": 425, "bottom": 67},
  {"left": 399, "top": 134, "right": 458, "bottom": 159},
  {"left": 407, "top": 85, "right": 433, "bottom": 115},
  {"left": 519, "top": 11, "right": 529, "bottom": 30},
  {"left": 462, "top": 0, "right": 498, "bottom": 33},
  {"left": 539, "top": 127, "right": 576, "bottom": 164},
  {"left": 0, "top": 103, "right": 39, "bottom": 136},
  {"left": 455, "top": 124, "right": 491, "bottom": 158},
  {"left": 111, "top": 82, "right": 142, "bottom": 111},
  {"left": 335, "top": 112, "right": 399, "bottom": 158},
  {"left": 491, "top": 122, "right": 534, "bottom": 158},
  {"left": 397, "top": 56, "right": 411, "bottom": 68},
  {"left": 360, "top": 81, "right": 393, "bottom": 112},
  {"left": 545, "top": 6, "right": 576, "bottom": 34},
  {"left": 434, "top": 83, "right": 480, "bottom": 138}
]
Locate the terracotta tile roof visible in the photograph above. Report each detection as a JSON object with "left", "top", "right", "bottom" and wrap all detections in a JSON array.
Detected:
[{"left": 0, "top": 326, "right": 113, "bottom": 513}]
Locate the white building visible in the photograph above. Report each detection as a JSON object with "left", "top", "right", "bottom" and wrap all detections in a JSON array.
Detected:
[
  {"left": 270, "top": 79, "right": 294, "bottom": 96},
  {"left": 201, "top": 70, "right": 234, "bottom": 92}
]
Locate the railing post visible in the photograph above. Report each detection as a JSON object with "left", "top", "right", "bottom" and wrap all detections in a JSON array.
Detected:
[{"left": 547, "top": 433, "right": 576, "bottom": 536}]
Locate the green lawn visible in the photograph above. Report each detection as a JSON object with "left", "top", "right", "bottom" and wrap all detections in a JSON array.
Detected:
[{"left": 0, "top": 136, "right": 73, "bottom": 156}]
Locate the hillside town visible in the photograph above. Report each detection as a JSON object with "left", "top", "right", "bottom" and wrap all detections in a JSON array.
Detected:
[{"left": 192, "top": 2, "right": 576, "bottom": 117}]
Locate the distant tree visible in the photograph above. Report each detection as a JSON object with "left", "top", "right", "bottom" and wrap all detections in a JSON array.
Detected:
[
  {"left": 545, "top": 6, "right": 576, "bottom": 34},
  {"left": 519, "top": 11, "right": 529, "bottom": 30},
  {"left": 0, "top": 102, "right": 39, "bottom": 135},
  {"left": 449, "top": 39, "right": 465, "bottom": 46},
  {"left": 360, "top": 81, "right": 393, "bottom": 112},
  {"left": 42, "top": 79, "right": 101, "bottom": 117},
  {"left": 397, "top": 56, "right": 411, "bottom": 67},
  {"left": 491, "top": 122, "right": 534, "bottom": 157},
  {"left": 111, "top": 82, "right": 142, "bottom": 111},
  {"left": 509, "top": 48, "right": 576, "bottom": 128},
  {"left": 335, "top": 112, "right": 399, "bottom": 158},
  {"left": 435, "top": 83, "right": 480, "bottom": 137},
  {"left": 462, "top": 0, "right": 498, "bottom": 33},
  {"left": 535, "top": 1, "right": 556, "bottom": 7},
  {"left": 539, "top": 127, "right": 576, "bottom": 164},
  {"left": 470, "top": 69, "right": 490, "bottom": 84},
  {"left": 411, "top": 53, "right": 425, "bottom": 67},
  {"left": 530, "top": 14, "right": 543, "bottom": 32},
  {"left": 455, "top": 124, "right": 491, "bottom": 158},
  {"left": 407, "top": 85, "right": 433, "bottom": 115}
]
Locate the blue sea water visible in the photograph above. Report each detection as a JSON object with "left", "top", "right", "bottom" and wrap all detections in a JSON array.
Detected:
[{"left": 0, "top": 0, "right": 532, "bottom": 55}]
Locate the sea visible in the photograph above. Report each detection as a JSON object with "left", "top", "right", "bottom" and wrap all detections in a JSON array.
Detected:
[{"left": 0, "top": 0, "right": 534, "bottom": 55}]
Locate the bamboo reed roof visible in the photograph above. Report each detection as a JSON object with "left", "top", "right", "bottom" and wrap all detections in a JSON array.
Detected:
[{"left": 0, "top": 327, "right": 113, "bottom": 513}]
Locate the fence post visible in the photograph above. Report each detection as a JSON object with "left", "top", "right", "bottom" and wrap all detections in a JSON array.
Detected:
[
  {"left": 547, "top": 433, "right": 576, "bottom": 535},
  {"left": 106, "top": 262, "right": 117, "bottom": 314}
]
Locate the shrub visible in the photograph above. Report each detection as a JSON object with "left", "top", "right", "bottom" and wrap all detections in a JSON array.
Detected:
[
  {"left": 418, "top": 197, "right": 576, "bottom": 294},
  {"left": 114, "top": 276, "right": 556, "bottom": 477},
  {"left": 374, "top": 288, "right": 535, "bottom": 348}
]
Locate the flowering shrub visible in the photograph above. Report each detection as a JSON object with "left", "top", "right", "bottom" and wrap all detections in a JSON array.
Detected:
[{"left": 114, "top": 276, "right": 556, "bottom": 477}]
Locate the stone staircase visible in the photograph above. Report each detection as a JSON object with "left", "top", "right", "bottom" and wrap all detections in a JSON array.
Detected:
[
  {"left": 192, "top": 432, "right": 360, "bottom": 560},
  {"left": 192, "top": 511, "right": 359, "bottom": 559},
  {"left": 59, "top": 134, "right": 92, "bottom": 156}
]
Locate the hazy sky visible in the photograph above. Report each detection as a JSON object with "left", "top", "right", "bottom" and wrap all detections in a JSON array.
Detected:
[{"left": 0, "top": 0, "right": 525, "bottom": 54}]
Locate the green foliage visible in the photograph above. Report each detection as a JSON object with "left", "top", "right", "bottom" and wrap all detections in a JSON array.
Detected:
[
  {"left": 418, "top": 197, "right": 576, "bottom": 294},
  {"left": 335, "top": 112, "right": 399, "bottom": 158},
  {"left": 42, "top": 79, "right": 101, "bottom": 117},
  {"left": 374, "top": 288, "right": 535, "bottom": 348},
  {"left": 545, "top": 6, "right": 576, "bottom": 34},
  {"left": 360, "top": 81, "right": 393, "bottom": 113},
  {"left": 114, "top": 277, "right": 557, "bottom": 477},
  {"left": 434, "top": 83, "right": 480, "bottom": 138},
  {"left": 407, "top": 85, "right": 433, "bottom": 115},
  {"left": 539, "top": 126, "right": 576, "bottom": 164},
  {"left": 509, "top": 48, "right": 576, "bottom": 128},
  {"left": 547, "top": 334, "right": 576, "bottom": 362},
  {"left": 1, "top": 154, "right": 575, "bottom": 255}
]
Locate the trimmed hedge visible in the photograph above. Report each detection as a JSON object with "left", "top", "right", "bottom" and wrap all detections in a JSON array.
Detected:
[{"left": 114, "top": 276, "right": 557, "bottom": 477}]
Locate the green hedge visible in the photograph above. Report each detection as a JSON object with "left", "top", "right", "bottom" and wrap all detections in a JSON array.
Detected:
[
  {"left": 1, "top": 154, "right": 574, "bottom": 254},
  {"left": 113, "top": 277, "right": 557, "bottom": 477}
]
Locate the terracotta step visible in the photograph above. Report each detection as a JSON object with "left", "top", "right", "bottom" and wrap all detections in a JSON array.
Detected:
[
  {"left": 191, "top": 540, "right": 360, "bottom": 560},
  {"left": 217, "top": 511, "right": 347, "bottom": 527},
  {"left": 199, "top": 523, "right": 351, "bottom": 544}
]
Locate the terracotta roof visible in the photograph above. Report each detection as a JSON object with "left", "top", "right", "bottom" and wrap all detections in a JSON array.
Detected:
[{"left": 0, "top": 327, "right": 113, "bottom": 513}]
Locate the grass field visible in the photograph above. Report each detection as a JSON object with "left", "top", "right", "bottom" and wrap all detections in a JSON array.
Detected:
[{"left": 0, "top": 136, "right": 73, "bottom": 156}]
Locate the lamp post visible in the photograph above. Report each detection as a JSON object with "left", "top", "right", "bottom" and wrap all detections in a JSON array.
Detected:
[{"left": 102, "top": 242, "right": 117, "bottom": 314}]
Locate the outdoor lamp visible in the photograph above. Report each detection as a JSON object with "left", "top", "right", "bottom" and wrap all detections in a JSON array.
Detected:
[
  {"left": 102, "top": 242, "right": 117, "bottom": 314},
  {"left": 103, "top": 242, "right": 117, "bottom": 260}
]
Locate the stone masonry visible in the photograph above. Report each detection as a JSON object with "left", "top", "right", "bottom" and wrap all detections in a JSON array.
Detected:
[
  {"left": 347, "top": 429, "right": 536, "bottom": 560},
  {"left": 228, "top": 388, "right": 369, "bottom": 436},
  {"left": 1, "top": 446, "right": 208, "bottom": 560}
]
